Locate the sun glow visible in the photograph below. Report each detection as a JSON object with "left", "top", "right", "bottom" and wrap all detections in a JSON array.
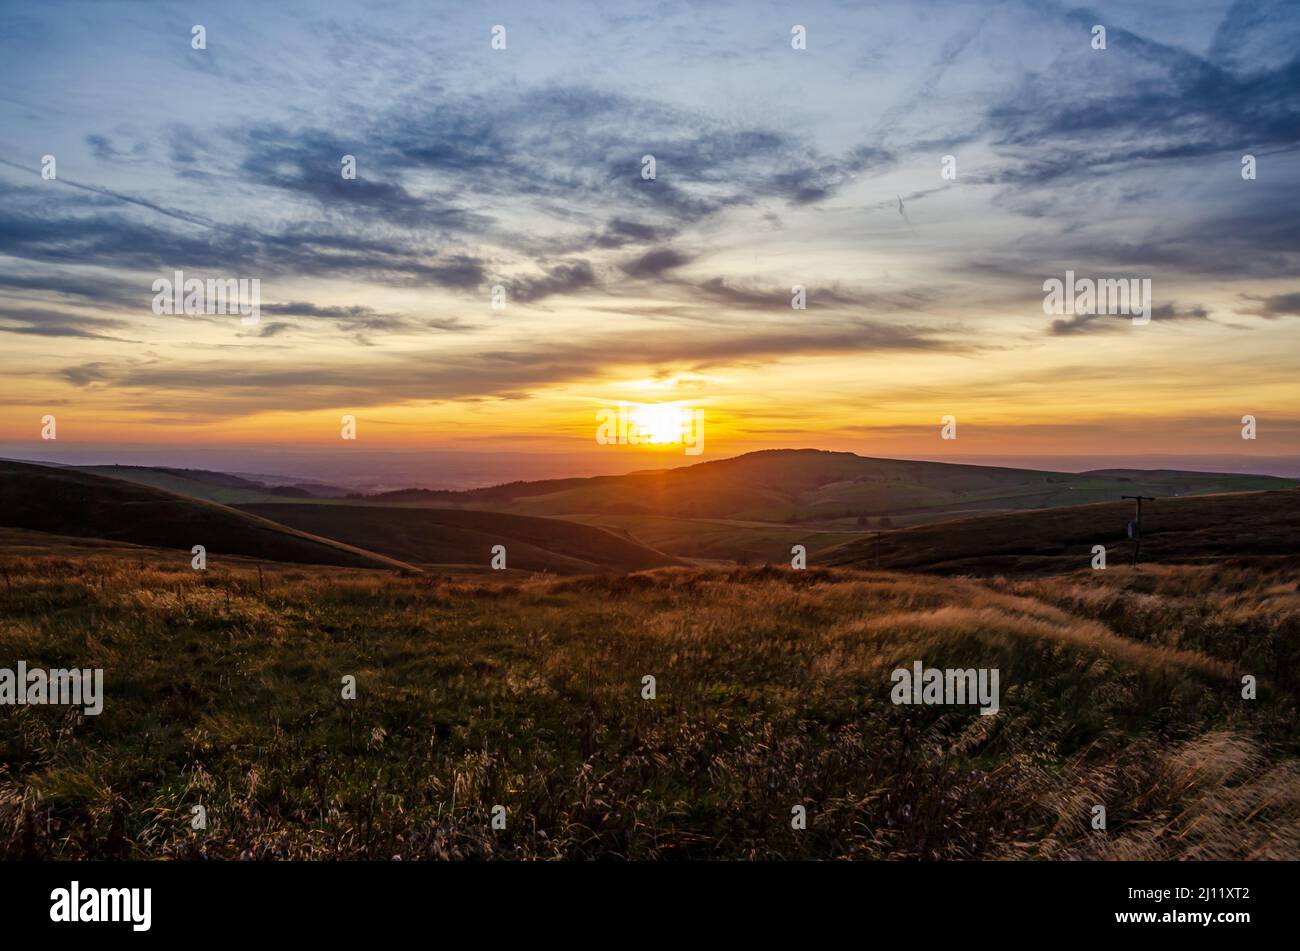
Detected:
[
  {"left": 628, "top": 402, "right": 691, "bottom": 445},
  {"left": 595, "top": 401, "right": 706, "bottom": 455}
]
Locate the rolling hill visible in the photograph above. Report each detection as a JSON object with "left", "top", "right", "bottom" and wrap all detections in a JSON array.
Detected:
[
  {"left": 0, "top": 461, "right": 410, "bottom": 571},
  {"left": 560, "top": 512, "right": 859, "bottom": 563},
  {"left": 358, "top": 449, "right": 1298, "bottom": 561},
  {"left": 237, "top": 502, "right": 683, "bottom": 573},
  {"left": 368, "top": 449, "right": 1296, "bottom": 525},
  {"left": 65, "top": 464, "right": 336, "bottom": 505},
  {"left": 12, "top": 450, "right": 1294, "bottom": 567},
  {"left": 822, "top": 487, "right": 1300, "bottom": 576}
]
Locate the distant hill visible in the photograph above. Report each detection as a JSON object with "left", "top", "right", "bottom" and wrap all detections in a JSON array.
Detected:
[
  {"left": 11, "top": 451, "right": 1294, "bottom": 572},
  {"left": 56, "top": 464, "right": 297, "bottom": 504},
  {"left": 0, "top": 461, "right": 411, "bottom": 571},
  {"left": 18, "top": 464, "right": 350, "bottom": 505},
  {"left": 237, "top": 502, "right": 683, "bottom": 574},
  {"left": 368, "top": 449, "right": 1296, "bottom": 524},
  {"left": 359, "top": 450, "right": 1297, "bottom": 560},
  {"left": 821, "top": 488, "right": 1300, "bottom": 576},
  {"left": 560, "top": 512, "right": 859, "bottom": 563}
]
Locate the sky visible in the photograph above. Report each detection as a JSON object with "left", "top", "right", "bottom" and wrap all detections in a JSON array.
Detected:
[{"left": 1, "top": 0, "right": 1298, "bottom": 486}]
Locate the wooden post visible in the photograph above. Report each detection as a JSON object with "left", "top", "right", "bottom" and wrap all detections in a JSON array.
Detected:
[{"left": 1121, "top": 495, "right": 1156, "bottom": 568}]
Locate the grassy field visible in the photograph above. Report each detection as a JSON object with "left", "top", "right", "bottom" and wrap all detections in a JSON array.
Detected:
[{"left": 2, "top": 532, "right": 1296, "bottom": 860}]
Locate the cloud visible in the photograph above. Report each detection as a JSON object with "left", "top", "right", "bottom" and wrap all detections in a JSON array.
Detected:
[
  {"left": 1049, "top": 303, "right": 1212, "bottom": 335},
  {"left": 1239, "top": 291, "right": 1300, "bottom": 318},
  {"left": 0, "top": 269, "right": 145, "bottom": 310},
  {"left": 50, "top": 315, "right": 966, "bottom": 413},
  {"left": 0, "top": 202, "right": 491, "bottom": 293},
  {"left": 0, "top": 156, "right": 218, "bottom": 229},
  {"left": 621, "top": 248, "right": 691, "bottom": 278},
  {"left": 0, "top": 306, "right": 134, "bottom": 341},
  {"left": 85, "top": 134, "right": 120, "bottom": 162},
  {"left": 59, "top": 362, "right": 115, "bottom": 386},
  {"left": 506, "top": 260, "right": 598, "bottom": 303},
  {"left": 252, "top": 301, "right": 476, "bottom": 340},
  {"left": 594, "top": 218, "right": 676, "bottom": 249}
]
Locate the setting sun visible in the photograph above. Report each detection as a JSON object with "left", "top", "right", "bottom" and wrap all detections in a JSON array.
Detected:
[
  {"left": 629, "top": 402, "right": 690, "bottom": 445},
  {"left": 595, "top": 401, "right": 706, "bottom": 455}
]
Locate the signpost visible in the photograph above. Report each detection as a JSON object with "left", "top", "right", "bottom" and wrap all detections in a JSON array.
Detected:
[{"left": 1121, "top": 495, "right": 1155, "bottom": 567}]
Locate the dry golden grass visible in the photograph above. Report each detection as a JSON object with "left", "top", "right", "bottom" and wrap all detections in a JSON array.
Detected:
[{"left": 0, "top": 539, "right": 1296, "bottom": 859}]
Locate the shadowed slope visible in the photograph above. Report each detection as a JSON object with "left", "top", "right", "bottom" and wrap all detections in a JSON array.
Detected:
[
  {"left": 238, "top": 502, "right": 683, "bottom": 573},
  {"left": 0, "top": 461, "right": 411, "bottom": 571},
  {"left": 822, "top": 488, "right": 1300, "bottom": 575}
]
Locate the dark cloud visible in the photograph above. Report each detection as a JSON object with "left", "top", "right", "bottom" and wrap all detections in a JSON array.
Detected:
[
  {"left": 622, "top": 248, "right": 691, "bottom": 278},
  {"left": 682, "top": 277, "right": 910, "bottom": 314},
  {"left": 53, "top": 317, "right": 966, "bottom": 412},
  {"left": 236, "top": 127, "right": 491, "bottom": 232},
  {"left": 0, "top": 306, "right": 133, "bottom": 341},
  {"left": 1049, "top": 303, "right": 1212, "bottom": 336},
  {"left": 1239, "top": 291, "right": 1300, "bottom": 318},
  {"left": 0, "top": 205, "right": 489, "bottom": 293},
  {"left": 85, "top": 134, "right": 119, "bottom": 162},
  {"left": 987, "top": 11, "right": 1300, "bottom": 175},
  {"left": 0, "top": 270, "right": 145, "bottom": 310},
  {"left": 258, "top": 301, "right": 468, "bottom": 333},
  {"left": 766, "top": 146, "right": 890, "bottom": 205},
  {"left": 219, "top": 82, "right": 889, "bottom": 261},
  {"left": 507, "top": 260, "right": 598, "bottom": 303},
  {"left": 961, "top": 5, "right": 1300, "bottom": 282},
  {"left": 594, "top": 218, "right": 675, "bottom": 249},
  {"left": 59, "top": 362, "right": 115, "bottom": 386}
]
